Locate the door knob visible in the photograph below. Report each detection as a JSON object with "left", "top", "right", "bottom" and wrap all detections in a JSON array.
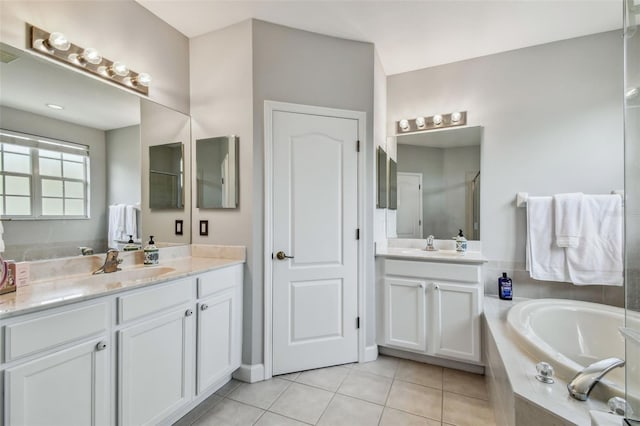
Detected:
[
  {"left": 96, "top": 341, "right": 108, "bottom": 351},
  {"left": 275, "top": 251, "right": 294, "bottom": 260}
]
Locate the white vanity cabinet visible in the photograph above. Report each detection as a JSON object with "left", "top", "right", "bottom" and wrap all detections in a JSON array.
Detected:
[
  {"left": 380, "top": 258, "right": 483, "bottom": 364},
  {"left": 0, "top": 262, "right": 244, "bottom": 426},
  {"left": 2, "top": 301, "right": 111, "bottom": 426}
]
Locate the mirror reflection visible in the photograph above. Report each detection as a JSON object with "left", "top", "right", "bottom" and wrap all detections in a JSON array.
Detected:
[
  {"left": 396, "top": 126, "right": 481, "bottom": 240},
  {"left": 0, "top": 43, "right": 191, "bottom": 260},
  {"left": 377, "top": 147, "right": 388, "bottom": 208},
  {"left": 196, "top": 136, "right": 239, "bottom": 209},
  {"left": 149, "top": 142, "right": 184, "bottom": 209}
]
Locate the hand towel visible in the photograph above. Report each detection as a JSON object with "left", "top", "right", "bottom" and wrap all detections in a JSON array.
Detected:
[
  {"left": 108, "top": 205, "right": 126, "bottom": 249},
  {"left": 527, "top": 196, "right": 570, "bottom": 282},
  {"left": 0, "top": 220, "right": 4, "bottom": 253},
  {"left": 566, "top": 195, "right": 623, "bottom": 286},
  {"left": 124, "top": 205, "right": 138, "bottom": 239},
  {"left": 553, "top": 192, "right": 584, "bottom": 248}
]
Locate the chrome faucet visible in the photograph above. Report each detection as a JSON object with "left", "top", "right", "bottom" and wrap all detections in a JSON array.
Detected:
[
  {"left": 425, "top": 235, "right": 437, "bottom": 251},
  {"left": 93, "top": 249, "right": 123, "bottom": 274},
  {"left": 567, "top": 357, "right": 625, "bottom": 401}
]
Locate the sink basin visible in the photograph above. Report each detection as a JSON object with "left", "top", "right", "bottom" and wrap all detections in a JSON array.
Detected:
[{"left": 73, "top": 266, "right": 176, "bottom": 286}]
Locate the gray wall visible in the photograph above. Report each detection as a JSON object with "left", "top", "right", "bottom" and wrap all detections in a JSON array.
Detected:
[
  {"left": 388, "top": 31, "right": 625, "bottom": 305},
  {"left": 190, "top": 19, "right": 376, "bottom": 366},
  {"left": 0, "top": 106, "right": 107, "bottom": 260},
  {"left": 106, "top": 125, "right": 141, "bottom": 207},
  {"left": 0, "top": 0, "right": 190, "bottom": 113}
]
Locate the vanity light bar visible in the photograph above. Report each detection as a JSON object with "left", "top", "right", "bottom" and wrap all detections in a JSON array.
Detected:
[
  {"left": 29, "top": 25, "right": 150, "bottom": 96},
  {"left": 396, "top": 111, "right": 467, "bottom": 134}
]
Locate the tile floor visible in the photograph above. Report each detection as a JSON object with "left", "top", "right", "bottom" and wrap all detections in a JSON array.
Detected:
[{"left": 174, "top": 356, "right": 497, "bottom": 426}]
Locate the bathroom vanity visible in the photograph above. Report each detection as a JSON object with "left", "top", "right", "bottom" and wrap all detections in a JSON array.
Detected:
[
  {"left": 0, "top": 246, "right": 244, "bottom": 426},
  {"left": 376, "top": 240, "right": 486, "bottom": 367}
]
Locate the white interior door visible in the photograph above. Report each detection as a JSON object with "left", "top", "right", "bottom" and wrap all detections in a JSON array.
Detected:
[
  {"left": 272, "top": 110, "right": 359, "bottom": 375},
  {"left": 397, "top": 172, "right": 423, "bottom": 238}
]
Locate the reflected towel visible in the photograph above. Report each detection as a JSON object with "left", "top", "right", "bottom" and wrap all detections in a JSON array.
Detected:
[
  {"left": 566, "top": 195, "right": 623, "bottom": 286},
  {"left": 125, "top": 205, "right": 138, "bottom": 239},
  {"left": 526, "top": 196, "right": 569, "bottom": 282},
  {"left": 108, "top": 205, "right": 126, "bottom": 249},
  {"left": 0, "top": 220, "right": 4, "bottom": 253},
  {"left": 553, "top": 192, "right": 584, "bottom": 248}
]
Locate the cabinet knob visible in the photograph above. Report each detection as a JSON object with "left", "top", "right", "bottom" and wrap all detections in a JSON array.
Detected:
[
  {"left": 418, "top": 283, "right": 425, "bottom": 289},
  {"left": 185, "top": 309, "right": 194, "bottom": 317},
  {"left": 96, "top": 341, "right": 108, "bottom": 351},
  {"left": 434, "top": 284, "right": 440, "bottom": 290},
  {"left": 201, "top": 304, "right": 209, "bottom": 311}
]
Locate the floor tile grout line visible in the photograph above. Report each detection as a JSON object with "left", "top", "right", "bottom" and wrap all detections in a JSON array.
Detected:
[{"left": 314, "top": 389, "right": 338, "bottom": 425}]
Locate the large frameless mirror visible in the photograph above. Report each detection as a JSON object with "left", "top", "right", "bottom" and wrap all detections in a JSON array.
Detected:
[{"left": 196, "top": 136, "right": 239, "bottom": 209}]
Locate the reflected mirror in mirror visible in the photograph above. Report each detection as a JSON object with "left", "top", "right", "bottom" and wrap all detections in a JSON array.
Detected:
[
  {"left": 149, "top": 142, "right": 184, "bottom": 209},
  {"left": 196, "top": 136, "right": 239, "bottom": 209},
  {"left": 389, "top": 158, "right": 398, "bottom": 210},
  {"left": 377, "top": 146, "right": 388, "bottom": 208},
  {"left": 396, "top": 126, "right": 481, "bottom": 240}
]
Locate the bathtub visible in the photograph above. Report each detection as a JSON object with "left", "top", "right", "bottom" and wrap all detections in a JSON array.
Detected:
[{"left": 506, "top": 298, "right": 625, "bottom": 395}]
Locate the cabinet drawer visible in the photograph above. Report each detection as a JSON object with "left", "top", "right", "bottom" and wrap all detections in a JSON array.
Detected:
[
  {"left": 384, "top": 259, "right": 481, "bottom": 283},
  {"left": 5, "top": 302, "right": 108, "bottom": 362},
  {"left": 118, "top": 278, "right": 193, "bottom": 324},
  {"left": 197, "top": 265, "right": 242, "bottom": 299}
]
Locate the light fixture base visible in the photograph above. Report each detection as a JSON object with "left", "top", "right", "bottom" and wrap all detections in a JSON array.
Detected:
[{"left": 396, "top": 111, "right": 467, "bottom": 134}]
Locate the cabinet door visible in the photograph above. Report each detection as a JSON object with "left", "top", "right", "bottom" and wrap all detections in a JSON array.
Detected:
[
  {"left": 118, "top": 307, "right": 194, "bottom": 426},
  {"left": 5, "top": 338, "right": 109, "bottom": 426},
  {"left": 432, "top": 282, "right": 481, "bottom": 362},
  {"left": 196, "top": 285, "right": 241, "bottom": 394},
  {"left": 384, "top": 278, "right": 427, "bottom": 352}
]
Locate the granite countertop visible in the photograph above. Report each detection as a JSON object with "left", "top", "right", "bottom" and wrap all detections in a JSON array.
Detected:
[
  {"left": 0, "top": 245, "right": 245, "bottom": 319},
  {"left": 375, "top": 246, "right": 487, "bottom": 264}
]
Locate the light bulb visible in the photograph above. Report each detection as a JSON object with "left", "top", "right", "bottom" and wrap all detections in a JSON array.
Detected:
[
  {"left": 48, "top": 32, "right": 70, "bottom": 51},
  {"left": 111, "top": 61, "right": 129, "bottom": 77},
  {"left": 136, "top": 72, "right": 152, "bottom": 87},
  {"left": 626, "top": 87, "right": 639, "bottom": 99},
  {"left": 415, "top": 117, "right": 426, "bottom": 128},
  {"left": 433, "top": 114, "right": 443, "bottom": 125},
  {"left": 82, "top": 48, "right": 102, "bottom": 65},
  {"left": 451, "top": 112, "right": 462, "bottom": 123},
  {"left": 399, "top": 119, "right": 410, "bottom": 131}
]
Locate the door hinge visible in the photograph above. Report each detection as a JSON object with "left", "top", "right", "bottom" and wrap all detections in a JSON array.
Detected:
[
  {"left": 356, "top": 228, "right": 360, "bottom": 240},
  {"left": 419, "top": 220, "right": 422, "bottom": 226},
  {"left": 356, "top": 317, "right": 360, "bottom": 329},
  {"left": 419, "top": 184, "right": 421, "bottom": 190},
  {"left": 356, "top": 140, "right": 360, "bottom": 152}
]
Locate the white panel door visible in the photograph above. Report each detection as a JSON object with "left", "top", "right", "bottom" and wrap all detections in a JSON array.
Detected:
[
  {"left": 118, "top": 308, "right": 193, "bottom": 426},
  {"left": 397, "top": 172, "right": 423, "bottom": 238},
  {"left": 384, "top": 278, "right": 427, "bottom": 352},
  {"left": 196, "top": 287, "right": 241, "bottom": 394},
  {"left": 432, "top": 282, "right": 481, "bottom": 362},
  {"left": 272, "top": 110, "right": 359, "bottom": 375},
  {"left": 5, "top": 338, "right": 109, "bottom": 426}
]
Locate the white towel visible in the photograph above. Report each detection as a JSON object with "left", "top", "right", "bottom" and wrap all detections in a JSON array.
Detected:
[
  {"left": 108, "top": 205, "right": 126, "bottom": 249},
  {"left": 526, "top": 196, "right": 569, "bottom": 282},
  {"left": 125, "top": 205, "right": 138, "bottom": 239},
  {"left": 553, "top": 192, "right": 584, "bottom": 248},
  {"left": 566, "top": 195, "right": 623, "bottom": 286},
  {"left": 0, "top": 220, "right": 4, "bottom": 253}
]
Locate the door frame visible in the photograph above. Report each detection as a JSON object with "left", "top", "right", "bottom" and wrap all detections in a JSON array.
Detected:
[{"left": 263, "top": 100, "right": 367, "bottom": 380}]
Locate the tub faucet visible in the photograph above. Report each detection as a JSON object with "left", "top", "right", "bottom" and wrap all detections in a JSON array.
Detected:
[
  {"left": 567, "top": 357, "right": 625, "bottom": 401},
  {"left": 93, "top": 249, "right": 123, "bottom": 274},
  {"left": 426, "top": 235, "right": 436, "bottom": 251}
]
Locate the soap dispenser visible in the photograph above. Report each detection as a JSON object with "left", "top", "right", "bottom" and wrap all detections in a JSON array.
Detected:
[
  {"left": 123, "top": 235, "right": 139, "bottom": 252},
  {"left": 455, "top": 229, "right": 468, "bottom": 253},
  {"left": 143, "top": 236, "right": 159, "bottom": 266}
]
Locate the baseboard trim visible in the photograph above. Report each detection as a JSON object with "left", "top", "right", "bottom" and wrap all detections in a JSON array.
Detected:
[
  {"left": 363, "top": 345, "right": 378, "bottom": 362},
  {"left": 378, "top": 346, "right": 485, "bottom": 374},
  {"left": 233, "top": 363, "right": 265, "bottom": 383}
]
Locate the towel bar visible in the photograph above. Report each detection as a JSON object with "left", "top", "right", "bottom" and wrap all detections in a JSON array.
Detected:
[{"left": 516, "top": 191, "right": 624, "bottom": 208}]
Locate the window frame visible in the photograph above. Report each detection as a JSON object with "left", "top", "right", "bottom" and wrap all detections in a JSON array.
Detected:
[{"left": 0, "top": 129, "right": 91, "bottom": 220}]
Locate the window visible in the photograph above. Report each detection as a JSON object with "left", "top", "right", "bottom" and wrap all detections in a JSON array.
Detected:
[{"left": 0, "top": 129, "right": 90, "bottom": 219}]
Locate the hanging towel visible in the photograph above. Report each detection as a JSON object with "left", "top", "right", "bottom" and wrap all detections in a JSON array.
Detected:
[
  {"left": 553, "top": 192, "right": 584, "bottom": 248},
  {"left": 526, "top": 196, "right": 569, "bottom": 282},
  {"left": 108, "top": 205, "right": 126, "bottom": 249},
  {"left": 124, "top": 205, "right": 138, "bottom": 240},
  {"left": 0, "top": 220, "right": 4, "bottom": 253},
  {"left": 566, "top": 195, "right": 623, "bottom": 286}
]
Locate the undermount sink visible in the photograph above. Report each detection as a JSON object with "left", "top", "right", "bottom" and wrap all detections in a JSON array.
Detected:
[{"left": 73, "top": 266, "right": 176, "bottom": 286}]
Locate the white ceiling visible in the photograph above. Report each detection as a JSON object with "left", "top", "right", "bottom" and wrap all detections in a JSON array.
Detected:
[
  {"left": 136, "top": 0, "right": 622, "bottom": 75},
  {"left": 398, "top": 126, "right": 482, "bottom": 148}
]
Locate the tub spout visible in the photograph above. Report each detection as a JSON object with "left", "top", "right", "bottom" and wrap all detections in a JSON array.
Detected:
[{"left": 567, "top": 357, "right": 625, "bottom": 401}]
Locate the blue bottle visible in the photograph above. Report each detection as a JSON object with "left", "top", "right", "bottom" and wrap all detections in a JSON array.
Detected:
[{"left": 498, "top": 272, "right": 513, "bottom": 300}]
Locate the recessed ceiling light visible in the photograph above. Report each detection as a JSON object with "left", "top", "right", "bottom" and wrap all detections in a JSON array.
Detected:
[{"left": 46, "top": 103, "right": 64, "bottom": 110}]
